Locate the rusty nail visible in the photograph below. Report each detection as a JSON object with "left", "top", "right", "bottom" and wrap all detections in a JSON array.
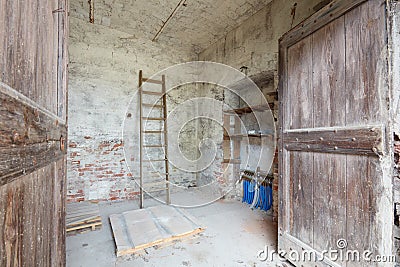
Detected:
[
  {"left": 11, "top": 131, "right": 20, "bottom": 143},
  {"left": 60, "top": 136, "right": 65, "bottom": 152}
]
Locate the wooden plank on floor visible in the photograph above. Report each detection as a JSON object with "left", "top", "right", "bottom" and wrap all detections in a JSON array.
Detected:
[
  {"left": 110, "top": 205, "right": 205, "bottom": 257},
  {"left": 66, "top": 202, "right": 102, "bottom": 233}
]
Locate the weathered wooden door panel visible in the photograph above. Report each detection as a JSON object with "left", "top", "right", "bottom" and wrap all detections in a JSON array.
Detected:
[
  {"left": 279, "top": 0, "right": 391, "bottom": 266},
  {"left": 0, "top": 0, "right": 68, "bottom": 266}
]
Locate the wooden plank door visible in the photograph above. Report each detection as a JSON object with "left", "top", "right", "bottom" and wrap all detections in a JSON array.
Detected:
[
  {"left": 278, "top": 0, "right": 393, "bottom": 266},
  {"left": 0, "top": 0, "right": 68, "bottom": 266}
]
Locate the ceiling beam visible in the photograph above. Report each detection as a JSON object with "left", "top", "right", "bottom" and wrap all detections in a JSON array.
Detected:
[{"left": 152, "top": 0, "right": 186, "bottom": 42}]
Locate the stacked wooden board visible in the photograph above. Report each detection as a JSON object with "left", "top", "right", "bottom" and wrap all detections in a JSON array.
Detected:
[
  {"left": 66, "top": 202, "right": 102, "bottom": 234},
  {"left": 110, "top": 205, "right": 205, "bottom": 256}
]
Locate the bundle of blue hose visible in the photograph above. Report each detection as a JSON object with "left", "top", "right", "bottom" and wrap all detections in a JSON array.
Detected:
[{"left": 242, "top": 179, "right": 273, "bottom": 211}]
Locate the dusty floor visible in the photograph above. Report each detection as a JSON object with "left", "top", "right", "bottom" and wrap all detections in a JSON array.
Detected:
[{"left": 66, "top": 192, "right": 283, "bottom": 267}]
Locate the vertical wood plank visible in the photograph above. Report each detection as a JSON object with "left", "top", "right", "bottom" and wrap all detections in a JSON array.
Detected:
[
  {"left": 1, "top": 0, "right": 61, "bottom": 114},
  {"left": 312, "top": 17, "right": 346, "bottom": 128},
  {"left": 53, "top": 157, "right": 66, "bottom": 266},
  {"left": 345, "top": 5, "right": 362, "bottom": 126},
  {"left": 312, "top": 153, "right": 330, "bottom": 252},
  {"left": 287, "top": 35, "right": 313, "bottom": 130},
  {"left": 290, "top": 151, "right": 314, "bottom": 246},
  {"left": 311, "top": 15, "right": 347, "bottom": 265},
  {"left": 233, "top": 116, "right": 241, "bottom": 160},
  {"left": 328, "top": 154, "right": 347, "bottom": 266},
  {"left": 346, "top": 155, "right": 375, "bottom": 267},
  {"left": 278, "top": 43, "right": 288, "bottom": 234},
  {"left": 359, "top": 0, "right": 386, "bottom": 124},
  {"left": 57, "top": 0, "right": 68, "bottom": 119},
  {"left": 345, "top": 0, "right": 386, "bottom": 126}
]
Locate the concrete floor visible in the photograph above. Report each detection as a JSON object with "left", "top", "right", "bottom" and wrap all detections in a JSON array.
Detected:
[{"left": 66, "top": 193, "right": 283, "bottom": 267}]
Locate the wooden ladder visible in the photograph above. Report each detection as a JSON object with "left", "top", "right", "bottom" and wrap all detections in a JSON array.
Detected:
[{"left": 139, "top": 70, "right": 170, "bottom": 209}]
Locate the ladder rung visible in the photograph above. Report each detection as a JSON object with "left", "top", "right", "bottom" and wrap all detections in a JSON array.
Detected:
[
  {"left": 144, "top": 181, "right": 167, "bottom": 187},
  {"left": 142, "top": 90, "right": 163, "bottom": 96},
  {"left": 142, "top": 104, "right": 164, "bottom": 108},
  {"left": 145, "top": 188, "right": 167, "bottom": 193},
  {"left": 142, "top": 117, "right": 165, "bottom": 121},
  {"left": 143, "top": 145, "right": 165, "bottom": 148},
  {"left": 143, "top": 159, "right": 167, "bottom": 162},
  {"left": 142, "top": 130, "right": 165, "bottom": 133},
  {"left": 142, "top": 78, "right": 163, "bottom": 85},
  {"left": 150, "top": 172, "right": 168, "bottom": 175}
]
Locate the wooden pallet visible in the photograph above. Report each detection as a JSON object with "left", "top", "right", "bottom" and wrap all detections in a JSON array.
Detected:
[
  {"left": 109, "top": 205, "right": 205, "bottom": 256},
  {"left": 66, "top": 202, "right": 102, "bottom": 234}
]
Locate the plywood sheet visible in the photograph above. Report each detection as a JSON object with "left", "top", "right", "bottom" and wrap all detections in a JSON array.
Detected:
[{"left": 110, "top": 205, "right": 205, "bottom": 256}]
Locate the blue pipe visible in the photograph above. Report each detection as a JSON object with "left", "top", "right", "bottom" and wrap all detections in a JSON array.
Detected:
[{"left": 242, "top": 180, "right": 273, "bottom": 211}]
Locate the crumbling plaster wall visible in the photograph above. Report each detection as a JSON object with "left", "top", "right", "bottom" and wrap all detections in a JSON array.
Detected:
[
  {"left": 67, "top": 0, "right": 325, "bottom": 203},
  {"left": 67, "top": 12, "right": 196, "bottom": 202},
  {"left": 199, "top": 0, "right": 322, "bottom": 73},
  {"left": 198, "top": 0, "right": 323, "bottom": 215}
]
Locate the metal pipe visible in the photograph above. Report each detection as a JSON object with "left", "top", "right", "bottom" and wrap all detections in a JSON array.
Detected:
[{"left": 152, "top": 0, "right": 186, "bottom": 42}]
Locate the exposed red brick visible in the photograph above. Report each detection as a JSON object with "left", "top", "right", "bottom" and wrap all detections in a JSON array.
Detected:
[
  {"left": 69, "top": 142, "right": 77, "bottom": 148},
  {"left": 111, "top": 143, "right": 123, "bottom": 151},
  {"left": 78, "top": 167, "right": 92, "bottom": 172},
  {"left": 98, "top": 142, "right": 110, "bottom": 149}
]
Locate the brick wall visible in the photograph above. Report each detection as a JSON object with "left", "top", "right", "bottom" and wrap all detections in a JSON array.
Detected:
[
  {"left": 67, "top": 137, "right": 138, "bottom": 202},
  {"left": 67, "top": 13, "right": 193, "bottom": 202}
]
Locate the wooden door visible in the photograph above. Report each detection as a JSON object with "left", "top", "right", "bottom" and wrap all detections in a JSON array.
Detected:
[
  {"left": 0, "top": 0, "right": 68, "bottom": 266},
  {"left": 278, "top": 0, "right": 393, "bottom": 266}
]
